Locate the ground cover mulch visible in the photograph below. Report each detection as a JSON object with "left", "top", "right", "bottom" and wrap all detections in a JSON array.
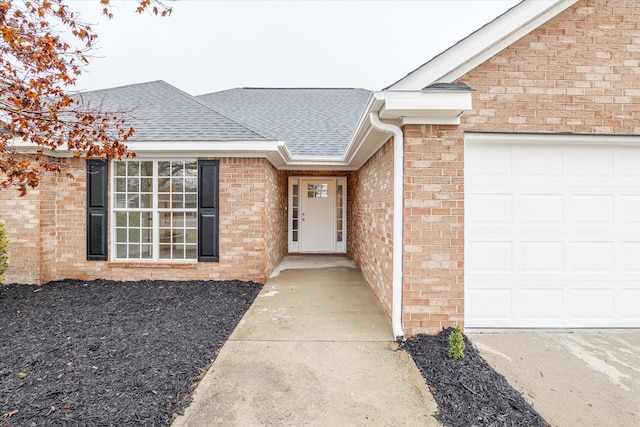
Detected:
[
  {"left": 0, "top": 278, "right": 261, "bottom": 427},
  {"left": 402, "top": 328, "right": 550, "bottom": 427}
]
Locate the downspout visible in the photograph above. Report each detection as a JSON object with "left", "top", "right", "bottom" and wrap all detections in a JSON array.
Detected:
[{"left": 369, "top": 112, "right": 405, "bottom": 341}]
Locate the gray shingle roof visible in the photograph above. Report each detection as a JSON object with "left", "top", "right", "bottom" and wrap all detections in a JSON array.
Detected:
[
  {"left": 197, "top": 88, "right": 371, "bottom": 157},
  {"left": 78, "top": 81, "right": 266, "bottom": 141}
]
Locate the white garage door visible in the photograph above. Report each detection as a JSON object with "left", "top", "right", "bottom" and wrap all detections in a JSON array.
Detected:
[{"left": 465, "top": 134, "right": 640, "bottom": 328}]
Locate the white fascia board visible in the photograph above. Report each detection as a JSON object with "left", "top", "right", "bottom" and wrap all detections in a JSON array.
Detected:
[
  {"left": 378, "top": 90, "right": 472, "bottom": 124},
  {"left": 465, "top": 132, "right": 640, "bottom": 146},
  {"left": 10, "top": 138, "right": 292, "bottom": 164},
  {"left": 388, "top": 0, "right": 579, "bottom": 90}
]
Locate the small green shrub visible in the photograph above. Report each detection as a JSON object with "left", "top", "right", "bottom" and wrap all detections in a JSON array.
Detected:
[
  {"left": 448, "top": 326, "right": 465, "bottom": 359},
  {"left": 0, "top": 221, "right": 8, "bottom": 283}
]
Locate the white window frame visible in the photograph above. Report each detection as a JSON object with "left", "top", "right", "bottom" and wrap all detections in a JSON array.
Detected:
[{"left": 111, "top": 158, "right": 198, "bottom": 262}]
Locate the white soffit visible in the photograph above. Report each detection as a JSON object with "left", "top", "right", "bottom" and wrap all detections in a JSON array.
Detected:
[
  {"left": 377, "top": 90, "right": 472, "bottom": 125},
  {"left": 387, "top": 0, "right": 579, "bottom": 90}
]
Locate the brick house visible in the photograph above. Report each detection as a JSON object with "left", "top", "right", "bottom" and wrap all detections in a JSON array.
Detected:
[{"left": 1, "top": 0, "right": 638, "bottom": 337}]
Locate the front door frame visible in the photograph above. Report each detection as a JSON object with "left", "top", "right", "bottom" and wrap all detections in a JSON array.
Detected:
[{"left": 288, "top": 176, "right": 347, "bottom": 253}]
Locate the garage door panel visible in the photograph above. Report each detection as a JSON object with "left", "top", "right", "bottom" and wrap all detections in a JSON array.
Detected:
[
  {"left": 521, "top": 242, "right": 564, "bottom": 272},
  {"left": 520, "top": 289, "right": 564, "bottom": 320},
  {"left": 467, "top": 288, "right": 513, "bottom": 323},
  {"left": 572, "top": 146, "right": 614, "bottom": 177},
  {"left": 466, "top": 137, "right": 640, "bottom": 328},
  {"left": 621, "top": 196, "right": 640, "bottom": 224},
  {"left": 521, "top": 146, "right": 563, "bottom": 177},
  {"left": 620, "top": 290, "right": 640, "bottom": 321},
  {"left": 521, "top": 195, "right": 564, "bottom": 224},
  {"left": 570, "top": 289, "right": 615, "bottom": 320},
  {"left": 467, "top": 194, "right": 512, "bottom": 224},
  {"left": 467, "top": 145, "right": 513, "bottom": 177},
  {"left": 618, "top": 146, "right": 640, "bottom": 177},
  {"left": 621, "top": 242, "right": 640, "bottom": 272},
  {"left": 571, "top": 242, "right": 615, "bottom": 272},
  {"left": 570, "top": 195, "right": 614, "bottom": 224},
  {"left": 467, "top": 241, "right": 512, "bottom": 272}
]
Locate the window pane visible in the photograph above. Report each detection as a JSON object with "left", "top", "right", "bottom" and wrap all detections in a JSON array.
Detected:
[
  {"left": 158, "top": 177, "right": 170, "bottom": 192},
  {"left": 172, "top": 162, "right": 185, "bottom": 177},
  {"left": 140, "top": 194, "right": 152, "bottom": 209},
  {"left": 129, "top": 229, "right": 140, "bottom": 243},
  {"left": 172, "top": 245, "right": 185, "bottom": 259},
  {"left": 128, "top": 162, "right": 139, "bottom": 176},
  {"left": 186, "top": 229, "right": 197, "bottom": 244},
  {"left": 185, "top": 177, "right": 197, "bottom": 193},
  {"left": 129, "top": 244, "right": 140, "bottom": 258},
  {"left": 127, "top": 177, "right": 139, "bottom": 192},
  {"left": 185, "top": 211, "right": 197, "bottom": 227},
  {"left": 140, "top": 245, "right": 152, "bottom": 259},
  {"left": 116, "top": 228, "right": 127, "bottom": 243},
  {"left": 115, "top": 178, "right": 126, "bottom": 192},
  {"left": 158, "top": 192, "right": 171, "bottom": 209},
  {"left": 185, "top": 246, "right": 197, "bottom": 259},
  {"left": 116, "top": 244, "right": 127, "bottom": 258},
  {"left": 159, "top": 229, "right": 171, "bottom": 244},
  {"left": 127, "top": 194, "right": 139, "bottom": 209},
  {"left": 172, "top": 193, "right": 184, "bottom": 209},
  {"left": 115, "top": 194, "right": 127, "bottom": 209},
  {"left": 158, "top": 161, "right": 171, "bottom": 177},
  {"left": 142, "top": 228, "right": 152, "bottom": 243},
  {"left": 114, "top": 162, "right": 126, "bottom": 176},
  {"left": 171, "top": 178, "right": 184, "bottom": 192},
  {"left": 141, "top": 161, "right": 153, "bottom": 177},
  {"left": 116, "top": 212, "right": 127, "bottom": 227},
  {"left": 140, "top": 177, "right": 152, "bottom": 193},
  {"left": 129, "top": 212, "right": 140, "bottom": 227},
  {"left": 185, "top": 194, "right": 197, "bottom": 209},
  {"left": 141, "top": 212, "right": 152, "bottom": 226}
]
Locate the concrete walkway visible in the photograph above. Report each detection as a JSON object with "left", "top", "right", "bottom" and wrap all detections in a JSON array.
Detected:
[{"left": 173, "top": 257, "right": 440, "bottom": 426}]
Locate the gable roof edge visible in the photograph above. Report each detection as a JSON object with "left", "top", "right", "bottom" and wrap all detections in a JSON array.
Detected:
[{"left": 386, "top": 0, "right": 579, "bottom": 91}]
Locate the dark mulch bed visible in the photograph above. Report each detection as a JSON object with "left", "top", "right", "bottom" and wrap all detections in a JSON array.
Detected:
[
  {"left": 402, "top": 328, "right": 550, "bottom": 427},
  {"left": 0, "top": 279, "right": 261, "bottom": 427}
]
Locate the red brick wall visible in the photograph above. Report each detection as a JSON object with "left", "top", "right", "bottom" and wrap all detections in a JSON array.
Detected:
[
  {"left": 401, "top": 0, "right": 638, "bottom": 336},
  {"left": 1, "top": 157, "right": 284, "bottom": 285},
  {"left": 402, "top": 126, "right": 465, "bottom": 335},
  {"left": 265, "top": 162, "right": 287, "bottom": 278},
  {"left": 1, "top": 178, "right": 46, "bottom": 283},
  {"left": 351, "top": 140, "right": 394, "bottom": 317},
  {"left": 461, "top": 0, "right": 638, "bottom": 134}
]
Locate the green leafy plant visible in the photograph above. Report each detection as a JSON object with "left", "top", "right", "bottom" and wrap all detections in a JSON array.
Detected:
[
  {"left": 0, "top": 221, "right": 9, "bottom": 283},
  {"left": 448, "top": 326, "right": 465, "bottom": 359}
]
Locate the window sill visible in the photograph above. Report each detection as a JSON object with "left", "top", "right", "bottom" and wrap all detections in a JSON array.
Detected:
[{"left": 107, "top": 262, "right": 198, "bottom": 269}]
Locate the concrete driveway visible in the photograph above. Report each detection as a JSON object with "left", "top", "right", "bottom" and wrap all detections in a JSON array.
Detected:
[{"left": 468, "top": 330, "right": 640, "bottom": 427}]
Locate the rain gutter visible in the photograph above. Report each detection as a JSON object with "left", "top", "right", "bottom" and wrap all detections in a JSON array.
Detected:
[{"left": 368, "top": 111, "right": 405, "bottom": 341}]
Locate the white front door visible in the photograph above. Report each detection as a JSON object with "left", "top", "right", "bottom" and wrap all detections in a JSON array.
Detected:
[{"left": 300, "top": 179, "right": 335, "bottom": 252}]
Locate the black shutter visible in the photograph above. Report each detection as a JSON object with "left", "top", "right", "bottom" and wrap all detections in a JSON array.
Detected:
[
  {"left": 198, "top": 160, "right": 219, "bottom": 262},
  {"left": 86, "top": 159, "right": 108, "bottom": 260}
]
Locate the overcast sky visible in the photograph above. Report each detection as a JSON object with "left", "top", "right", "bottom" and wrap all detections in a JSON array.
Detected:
[{"left": 67, "top": 1, "right": 520, "bottom": 95}]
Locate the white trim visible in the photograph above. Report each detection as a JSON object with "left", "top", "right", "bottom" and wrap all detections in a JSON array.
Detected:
[
  {"left": 111, "top": 159, "right": 199, "bottom": 263},
  {"left": 287, "top": 176, "right": 347, "bottom": 254},
  {"left": 465, "top": 132, "right": 640, "bottom": 146},
  {"left": 387, "top": 0, "right": 579, "bottom": 90}
]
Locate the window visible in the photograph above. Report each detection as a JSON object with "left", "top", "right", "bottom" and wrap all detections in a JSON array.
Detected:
[
  {"left": 291, "top": 183, "right": 299, "bottom": 242},
  {"left": 307, "top": 183, "right": 328, "bottom": 198},
  {"left": 113, "top": 160, "right": 198, "bottom": 261}
]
